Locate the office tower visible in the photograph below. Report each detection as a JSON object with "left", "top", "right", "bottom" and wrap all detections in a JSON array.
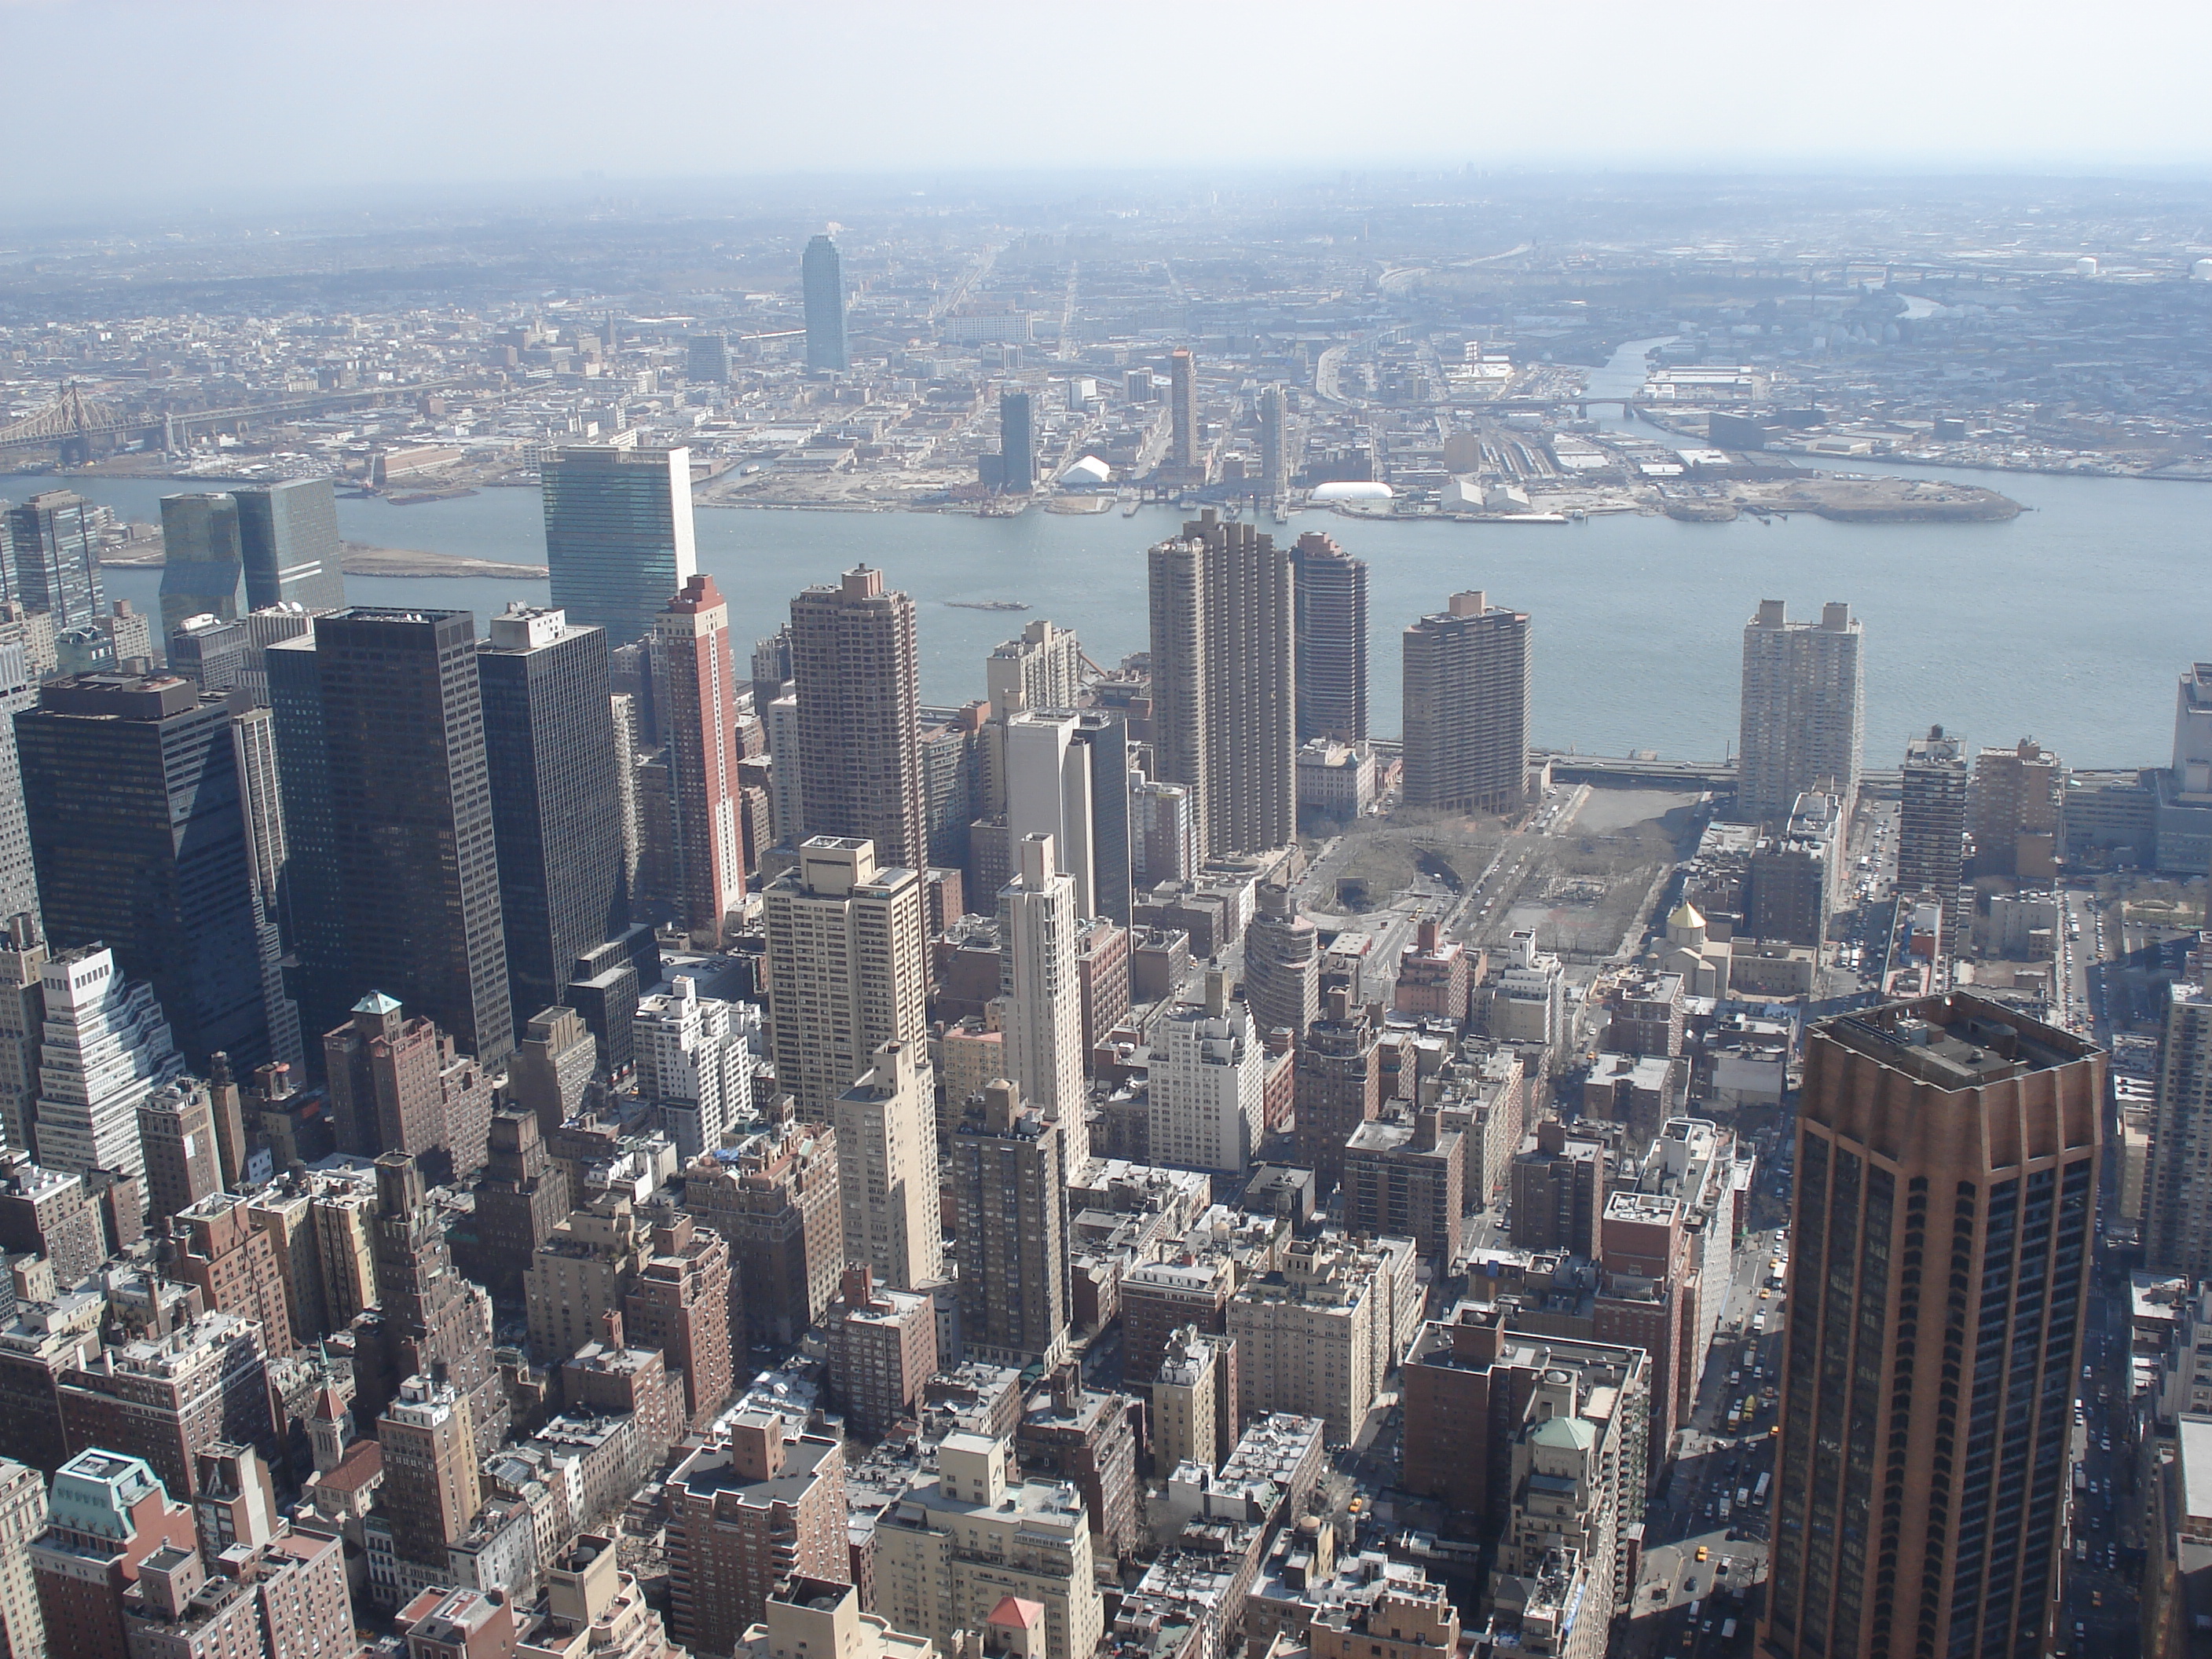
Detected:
[
  {"left": 633, "top": 976, "right": 756, "bottom": 1163},
  {"left": 1169, "top": 348, "right": 1199, "bottom": 474},
  {"left": 802, "top": 233, "right": 850, "bottom": 372},
  {"left": 986, "top": 618, "right": 1084, "bottom": 716},
  {"left": 0, "top": 923, "right": 44, "bottom": 1155},
  {"left": 294, "top": 609, "right": 512, "bottom": 1062},
  {"left": 1002, "top": 709, "right": 1131, "bottom": 926},
  {"left": 1147, "top": 511, "right": 1296, "bottom": 857},
  {"left": 624, "top": 1215, "right": 734, "bottom": 1426},
  {"left": 478, "top": 604, "right": 628, "bottom": 1014},
  {"left": 375, "top": 1374, "right": 480, "bottom": 1598},
  {"left": 1000, "top": 390, "right": 1035, "bottom": 493},
  {"left": 17, "top": 673, "right": 268, "bottom": 1069},
  {"left": 322, "top": 994, "right": 496, "bottom": 1183},
  {"left": 950, "top": 1079, "right": 1068, "bottom": 1367},
  {"left": 762, "top": 837, "right": 929, "bottom": 1115},
  {"left": 541, "top": 446, "right": 698, "bottom": 650},
  {"left": 0, "top": 1455, "right": 43, "bottom": 1659},
  {"left": 29, "top": 1451, "right": 195, "bottom": 1659},
  {"left": 1294, "top": 989, "right": 1379, "bottom": 1191},
  {"left": 136, "top": 1081, "right": 221, "bottom": 1227},
  {"left": 2144, "top": 941, "right": 2212, "bottom": 1276},
  {"left": 877, "top": 1430, "right": 1101, "bottom": 1659},
  {"left": 361, "top": 1153, "right": 507, "bottom": 1459},
  {"left": 761, "top": 693, "right": 805, "bottom": 849},
  {"left": 1244, "top": 883, "right": 1320, "bottom": 1046},
  {"left": 229, "top": 705, "right": 302, "bottom": 1071},
  {"left": 5, "top": 493, "right": 102, "bottom": 628},
  {"left": 790, "top": 566, "right": 927, "bottom": 872},
  {"left": 156, "top": 493, "right": 245, "bottom": 638},
  {"left": 825, "top": 1263, "right": 938, "bottom": 1437},
  {"left": 680, "top": 1106, "right": 843, "bottom": 1346},
  {"left": 0, "top": 618, "right": 40, "bottom": 928},
  {"left": 1291, "top": 532, "right": 1367, "bottom": 743},
  {"left": 167, "top": 615, "right": 251, "bottom": 693},
  {"left": 1401, "top": 590, "right": 1532, "bottom": 815},
  {"left": 1899, "top": 725, "right": 1970, "bottom": 925},
  {"left": 1971, "top": 737, "right": 2063, "bottom": 880},
  {"left": 1738, "top": 598, "right": 1865, "bottom": 823},
  {"left": 32, "top": 946, "right": 187, "bottom": 1178},
  {"left": 654, "top": 576, "right": 747, "bottom": 947},
  {"left": 260, "top": 636, "right": 343, "bottom": 1054},
  {"left": 57, "top": 1311, "right": 278, "bottom": 1502},
  {"left": 229, "top": 478, "right": 344, "bottom": 613},
  {"left": 1763, "top": 994, "right": 2102, "bottom": 1659},
  {"left": 1001, "top": 833, "right": 1086, "bottom": 1158},
  {"left": 1258, "top": 383, "right": 1290, "bottom": 500},
  {"left": 667, "top": 1411, "right": 848, "bottom": 1654},
  {"left": 686, "top": 331, "right": 731, "bottom": 383},
  {"left": 834, "top": 1040, "right": 943, "bottom": 1291},
  {"left": 1149, "top": 974, "right": 1265, "bottom": 1176}
]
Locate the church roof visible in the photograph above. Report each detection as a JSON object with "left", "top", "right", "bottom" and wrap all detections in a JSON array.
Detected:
[{"left": 1667, "top": 899, "right": 1705, "bottom": 931}]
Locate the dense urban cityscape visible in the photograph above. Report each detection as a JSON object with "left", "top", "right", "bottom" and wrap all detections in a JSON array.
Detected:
[{"left": 0, "top": 24, "right": 2204, "bottom": 1659}]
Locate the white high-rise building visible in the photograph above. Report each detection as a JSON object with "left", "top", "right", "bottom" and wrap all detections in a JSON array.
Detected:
[
  {"left": 999, "top": 833, "right": 1086, "bottom": 1164},
  {"left": 833, "top": 1038, "right": 943, "bottom": 1291},
  {"left": 985, "top": 620, "right": 1084, "bottom": 717},
  {"left": 1005, "top": 713, "right": 1097, "bottom": 917},
  {"left": 32, "top": 944, "right": 186, "bottom": 1177},
  {"left": 633, "top": 976, "right": 760, "bottom": 1161},
  {"left": 763, "top": 837, "right": 930, "bottom": 1116},
  {"left": 765, "top": 694, "right": 806, "bottom": 849},
  {"left": 1148, "top": 974, "right": 1265, "bottom": 1174},
  {"left": 1738, "top": 599, "right": 1864, "bottom": 823}
]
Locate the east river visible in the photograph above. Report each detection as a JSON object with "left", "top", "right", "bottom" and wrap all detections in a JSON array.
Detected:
[{"left": 10, "top": 412, "right": 2210, "bottom": 769}]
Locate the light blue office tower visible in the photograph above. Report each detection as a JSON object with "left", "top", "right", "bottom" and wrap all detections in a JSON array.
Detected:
[
  {"left": 158, "top": 493, "right": 247, "bottom": 637},
  {"left": 235, "top": 477, "right": 346, "bottom": 611},
  {"left": 540, "top": 445, "right": 697, "bottom": 648},
  {"left": 803, "top": 233, "right": 849, "bottom": 372}
]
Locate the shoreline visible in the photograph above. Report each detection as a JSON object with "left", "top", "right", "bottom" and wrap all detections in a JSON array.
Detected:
[{"left": 97, "top": 539, "right": 548, "bottom": 580}]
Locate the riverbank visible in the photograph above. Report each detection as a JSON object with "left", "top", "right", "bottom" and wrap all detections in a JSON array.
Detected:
[{"left": 96, "top": 537, "right": 548, "bottom": 579}]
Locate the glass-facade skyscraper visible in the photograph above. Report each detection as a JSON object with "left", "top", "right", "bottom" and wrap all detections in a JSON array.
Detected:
[
  {"left": 803, "top": 233, "right": 849, "bottom": 372},
  {"left": 157, "top": 493, "right": 248, "bottom": 638},
  {"left": 540, "top": 445, "right": 698, "bottom": 649},
  {"left": 234, "top": 477, "right": 346, "bottom": 612},
  {"left": 4, "top": 491, "right": 104, "bottom": 628},
  {"left": 15, "top": 672, "right": 268, "bottom": 1071}
]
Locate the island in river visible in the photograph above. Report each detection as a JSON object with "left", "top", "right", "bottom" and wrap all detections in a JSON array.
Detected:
[{"left": 1665, "top": 474, "right": 2020, "bottom": 524}]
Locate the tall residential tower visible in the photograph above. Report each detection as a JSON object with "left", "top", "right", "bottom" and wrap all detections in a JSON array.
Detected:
[
  {"left": 1738, "top": 599, "right": 1865, "bottom": 823},
  {"left": 1401, "top": 591, "right": 1531, "bottom": 815}
]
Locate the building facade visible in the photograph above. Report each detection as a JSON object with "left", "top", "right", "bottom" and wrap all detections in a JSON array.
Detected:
[{"left": 1401, "top": 591, "right": 1531, "bottom": 815}]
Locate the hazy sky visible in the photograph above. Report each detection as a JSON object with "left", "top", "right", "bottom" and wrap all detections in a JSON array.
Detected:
[{"left": 5, "top": 0, "right": 2210, "bottom": 213}]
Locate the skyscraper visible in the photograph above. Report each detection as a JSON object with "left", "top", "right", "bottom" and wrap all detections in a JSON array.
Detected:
[
  {"left": 1168, "top": 348, "right": 1199, "bottom": 476},
  {"left": 833, "top": 1039, "right": 943, "bottom": 1291},
  {"left": 1001, "top": 833, "right": 1086, "bottom": 1161},
  {"left": 2144, "top": 939, "right": 2211, "bottom": 1276},
  {"left": 999, "top": 390, "right": 1035, "bottom": 493},
  {"left": 1401, "top": 590, "right": 1532, "bottom": 815},
  {"left": 653, "top": 576, "right": 746, "bottom": 947},
  {"left": 1002, "top": 709, "right": 1133, "bottom": 924},
  {"left": 1899, "top": 725, "right": 1969, "bottom": 928},
  {"left": 0, "top": 613, "right": 40, "bottom": 926},
  {"left": 1738, "top": 598, "right": 1865, "bottom": 823},
  {"left": 540, "top": 446, "right": 698, "bottom": 650},
  {"left": 156, "top": 494, "right": 246, "bottom": 638},
  {"left": 1291, "top": 531, "right": 1368, "bottom": 743},
  {"left": 1970, "top": 738, "right": 2063, "bottom": 880},
  {"left": 789, "top": 566, "right": 927, "bottom": 872},
  {"left": 232, "top": 477, "right": 346, "bottom": 612},
  {"left": 16, "top": 673, "right": 268, "bottom": 1070},
  {"left": 1258, "top": 383, "right": 1290, "bottom": 500},
  {"left": 264, "top": 635, "right": 350, "bottom": 1055},
  {"left": 4, "top": 492, "right": 103, "bottom": 628},
  {"left": 802, "top": 233, "right": 849, "bottom": 372},
  {"left": 361, "top": 1152, "right": 507, "bottom": 1457},
  {"left": 985, "top": 618, "right": 1085, "bottom": 716},
  {"left": 951, "top": 1079, "right": 1069, "bottom": 1367},
  {"left": 1764, "top": 994, "right": 2102, "bottom": 1659},
  {"left": 1146, "top": 511, "right": 1296, "bottom": 857},
  {"left": 229, "top": 702, "right": 302, "bottom": 1071},
  {"left": 685, "top": 332, "right": 731, "bottom": 384},
  {"left": 762, "top": 837, "right": 930, "bottom": 1116},
  {"left": 285, "top": 609, "right": 512, "bottom": 1063},
  {"left": 478, "top": 604, "right": 628, "bottom": 1016}
]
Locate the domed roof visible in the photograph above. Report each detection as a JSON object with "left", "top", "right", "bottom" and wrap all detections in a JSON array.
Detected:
[
  {"left": 1528, "top": 1416, "right": 1597, "bottom": 1450},
  {"left": 1310, "top": 480, "right": 1393, "bottom": 502}
]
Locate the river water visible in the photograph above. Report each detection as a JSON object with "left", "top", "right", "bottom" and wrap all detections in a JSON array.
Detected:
[{"left": 9, "top": 365, "right": 2207, "bottom": 767}]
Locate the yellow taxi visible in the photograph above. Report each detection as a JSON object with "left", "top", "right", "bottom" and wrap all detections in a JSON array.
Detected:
[{"left": 1695, "top": 1545, "right": 1709, "bottom": 1562}]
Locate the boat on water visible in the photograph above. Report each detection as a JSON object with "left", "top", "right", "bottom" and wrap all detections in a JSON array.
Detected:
[{"left": 945, "top": 600, "right": 1030, "bottom": 613}]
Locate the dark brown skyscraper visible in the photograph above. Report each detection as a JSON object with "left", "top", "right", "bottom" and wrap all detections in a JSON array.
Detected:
[
  {"left": 789, "top": 567, "right": 926, "bottom": 873},
  {"left": 1763, "top": 994, "right": 2102, "bottom": 1659},
  {"left": 1292, "top": 532, "right": 1368, "bottom": 743},
  {"left": 1147, "top": 511, "right": 1295, "bottom": 857}
]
